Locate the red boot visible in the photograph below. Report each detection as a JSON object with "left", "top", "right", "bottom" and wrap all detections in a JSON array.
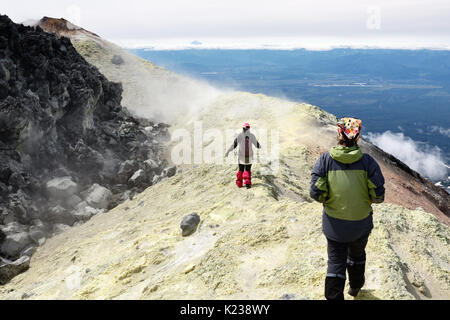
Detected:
[
  {"left": 243, "top": 171, "right": 251, "bottom": 188},
  {"left": 236, "top": 171, "right": 243, "bottom": 188}
]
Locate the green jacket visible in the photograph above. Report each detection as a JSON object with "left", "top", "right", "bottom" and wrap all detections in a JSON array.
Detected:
[{"left": 310, "top": 145, "right": 385, "bottom": 221}]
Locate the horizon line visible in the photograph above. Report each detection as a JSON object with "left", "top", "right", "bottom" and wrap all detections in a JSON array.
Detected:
[{"left": 109, "top": 37, "right": 450, "bottom": 51}]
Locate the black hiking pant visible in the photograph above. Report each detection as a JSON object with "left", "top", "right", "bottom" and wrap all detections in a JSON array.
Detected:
[
  {"left": 325, "top": 234, "right": 369, "bottom": 300},
  {"left": 238, "top": 164, "right": 252, "bottom": 172}
]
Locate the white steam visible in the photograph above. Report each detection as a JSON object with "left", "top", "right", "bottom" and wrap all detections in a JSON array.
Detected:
[
  {"left": 125, "top": 70, "right": 223, "bottom": 123},
  {"left": 73, "top": 37, "right": 224, "bottom": 124},
  {"left": 366, "top": 131, "right": 448, "bottom": 181}
]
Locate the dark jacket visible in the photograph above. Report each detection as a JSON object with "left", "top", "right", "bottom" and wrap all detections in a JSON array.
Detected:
[{"left": 310, "top": 145, "right": 385, "bottom": 242}]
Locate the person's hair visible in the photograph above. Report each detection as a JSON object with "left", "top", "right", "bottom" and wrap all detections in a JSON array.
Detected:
[
  {"left": 338, "top": 139, "right": 356, "bottom": 147},
  {"left": 338, "top": 132, "right": 359, "bottom": 147}
]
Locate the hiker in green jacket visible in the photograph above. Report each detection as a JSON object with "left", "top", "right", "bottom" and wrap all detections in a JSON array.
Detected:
[{"left": 310, "top": 117, "right": 385, "bottom": 300}]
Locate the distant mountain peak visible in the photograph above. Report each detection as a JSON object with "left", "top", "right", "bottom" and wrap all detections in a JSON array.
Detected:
[{"left": 35, "top": 16, "right": 100, "bottom": 38}]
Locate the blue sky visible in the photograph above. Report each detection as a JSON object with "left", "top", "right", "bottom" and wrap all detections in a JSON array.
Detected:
[{"left": 3, "top": 0, "right": 450, "bottom": 49}]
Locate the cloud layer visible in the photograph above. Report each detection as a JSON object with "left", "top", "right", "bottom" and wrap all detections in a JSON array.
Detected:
[
  {"left": 429, "top": 126, "right": 450, "bottom": 138},
  {"left": 3, "top": 0, "right": 450, "bottom": 49},
  {"left": 366, "top": 131, "right": 448, "bottom": 181}
]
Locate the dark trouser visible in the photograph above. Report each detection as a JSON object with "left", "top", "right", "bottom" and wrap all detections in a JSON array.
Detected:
[
  {"left": 325, "top": 234, "right": 369, "bottom": 300},
  {"left": 238, "top": 164, "right": 252, "bottom": 172}
]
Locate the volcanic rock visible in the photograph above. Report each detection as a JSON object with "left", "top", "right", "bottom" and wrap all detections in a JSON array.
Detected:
[
  {"left": 0, "top": 256, "right": 30, "bottom": 285},
  {"left": 46, "top": 177, "right": 78, "bottom": 199},
  {"left": 83, "top": 184, "right": 112, "bottom": 209},
  {"left": 0, "top": 14, "right": 169, "bottom": 276},
  {"left": 180, "top": 213, "right": 201, "bottom": 237},
  {"left": 111, "top": 55, "right": 124, "bottom": 65},
  {"left": 0, "top": 232, "right": 32, "bottom": 258}
]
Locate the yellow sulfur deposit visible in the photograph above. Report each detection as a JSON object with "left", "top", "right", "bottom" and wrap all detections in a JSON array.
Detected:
[
  {"left": 5, "top": 23, "right": 447, "bottom": 300},
  {"left": 0, "top": 93, "right": 448, "bottom": 300}
]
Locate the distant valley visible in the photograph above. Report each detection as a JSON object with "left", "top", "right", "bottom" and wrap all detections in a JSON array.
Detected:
[{"left": 131, "top": 48, "right": 450, "bottom": 188}]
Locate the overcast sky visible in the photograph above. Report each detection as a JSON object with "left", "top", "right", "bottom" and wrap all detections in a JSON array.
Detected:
[{"left": 3, "top": 0, "right": 450, "bottom": 49}]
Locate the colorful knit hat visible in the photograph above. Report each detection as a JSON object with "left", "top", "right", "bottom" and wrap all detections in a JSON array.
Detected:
[{"left": 337, "top": 117, "right": 362, "bottom": 141}]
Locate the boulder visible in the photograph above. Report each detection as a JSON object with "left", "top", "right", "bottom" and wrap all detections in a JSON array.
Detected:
[
  {"left": 111, "top": 54, "right": 124, "bottom": 65},
  {"left": 144, "top": 159, "right": 159, "bottom": 171},
  {"left": 83, "top": 184, "right": 112, "bottom": 209},
  {"left": 21, "top": 245, "right": 37, "bottom": 257},
  {"left": 30, "top": 219, "right": 45, "bottom": 229},
  {"left": 152, "top": 175, "right": 161, "bottom": 185},
  {"left": 0, "top": 166, "right": 12, "bottom": 185},
  {"left": 0, "top": 222, "right": 28, "bottom": 235},
  {"left": 162, "top": 166, "right": 177, "bottom": 178},
  {"left": 46, "top": 176, "right": 78, "bottom": 199},
  {"left": 72, "top": 204, "right": 100, "bottom": 222},
  {"left": 64, "top": 194, "right": 83, "bottom": 209},
  {"left": 8, "top": 191, "right": 29, "bottom": 223},
  {"left": 82, "top": 206, "right": 101, "bottom": 218},
  {"left": 108, "top": 191, "right": 131, "bottom": 208},
  {"left": 28, "top": 226, "right": 46, "bottom": 244},
  {"left": 8, "top": 172, "right": 28, "bottom": 190},
  {"left": 0, "top": 232, "right": 33, "bottom": 258},
  {"left": 45, "top": 205, "right": 76, "bottom": 225},
  {"left": 25, "top": 205, "right": 40, "bottom": 220},
  {"left": 128, "top": 169, "right": 147, "bottom": 188},
  {"left": 0, "top": 256, "right": 30, "bottom": 285},
  {"left": 118, "top": 160, "right": 138, "bottom": 183},
  {"left": 143, "top": 159, "right": 158, "bottom": 180},
  {"left": 180, "top": 213, "right": 201, "bottom": 237},
  {"left": 1, "top": 208, "right": 16, "bottom": 225},
  {"left": 52, "top": 224, "right": 70, "bottom": 235}
]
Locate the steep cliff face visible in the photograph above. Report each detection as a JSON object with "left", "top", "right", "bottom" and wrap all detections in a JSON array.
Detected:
[{"left": 0, "top": 15, "right": 170, "bottom": 274}]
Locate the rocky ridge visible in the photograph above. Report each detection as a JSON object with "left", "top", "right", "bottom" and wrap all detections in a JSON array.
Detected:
[
  {"left": 0, "top": 15, "right": 173, "bottom": 281},
  {"left": 36, "top": 17, "right": 221, "bottom": 123},
  {"left": 0, "top": 92, "right": 448, "bottom": 300}
]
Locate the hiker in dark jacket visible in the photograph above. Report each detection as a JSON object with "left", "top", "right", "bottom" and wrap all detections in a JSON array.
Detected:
[{"left": 310, "top": 117, "right": 385, "bottom": 300}]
